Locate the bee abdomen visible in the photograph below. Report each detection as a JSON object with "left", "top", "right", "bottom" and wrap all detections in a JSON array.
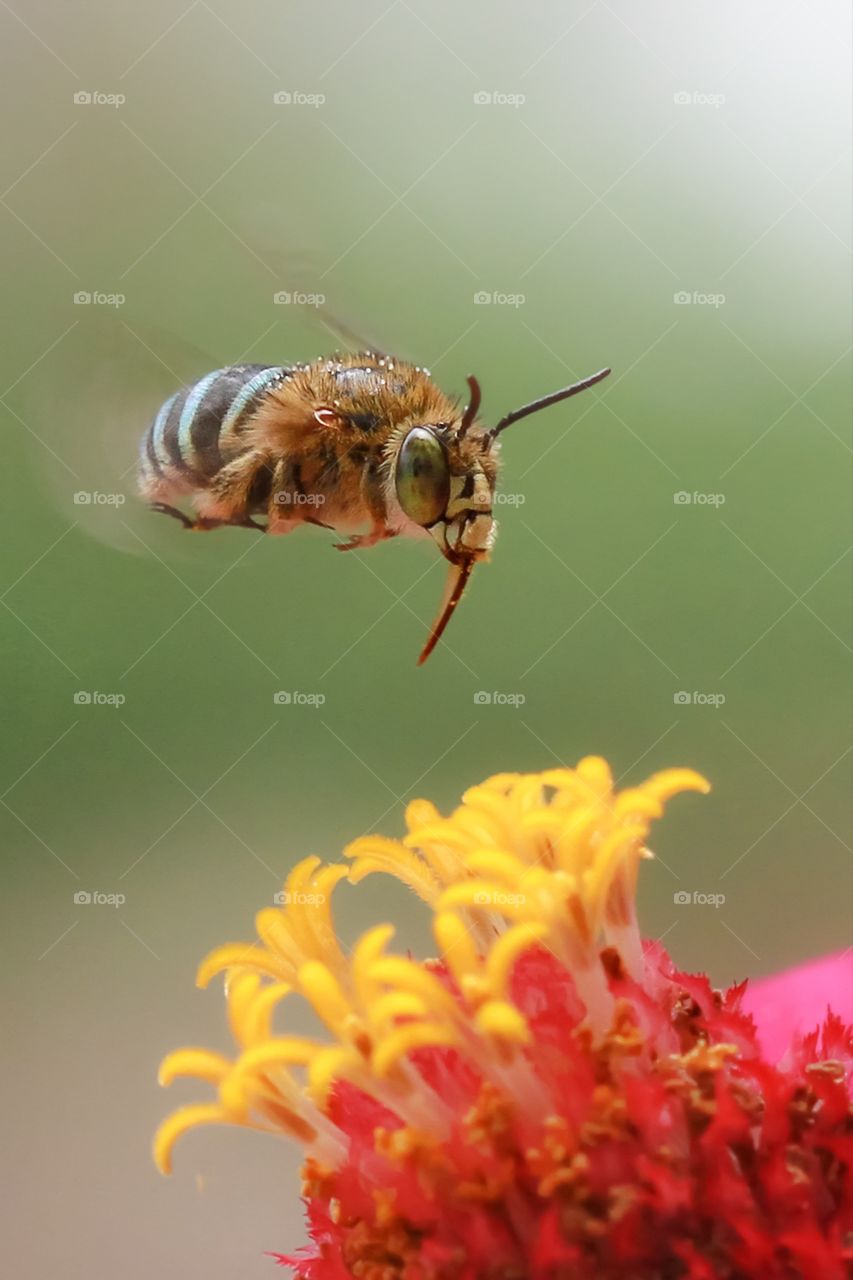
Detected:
[{"left": 139, "top": 364, "right": 290, "bottom": 489}]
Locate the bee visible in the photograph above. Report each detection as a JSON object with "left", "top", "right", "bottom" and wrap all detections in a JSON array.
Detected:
[{"left": 138, "top": 352, "right": 610, "bottom": 663}]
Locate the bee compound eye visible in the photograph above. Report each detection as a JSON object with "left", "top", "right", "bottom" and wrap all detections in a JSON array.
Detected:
[{"left": 395, "top": 427, "right": 450, "bottom": 527}]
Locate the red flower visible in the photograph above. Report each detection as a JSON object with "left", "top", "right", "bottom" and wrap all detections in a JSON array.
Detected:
[{"left": 155, "top": 761, "right": 852, "bottom": 1278}]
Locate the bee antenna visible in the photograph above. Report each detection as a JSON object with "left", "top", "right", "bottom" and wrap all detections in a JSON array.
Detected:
[
  {"left": 458, "top": 374, "right": 481, "bottom": 438},
  {"left": 489, "top": 367, "right": 611, "bottom": 441}
]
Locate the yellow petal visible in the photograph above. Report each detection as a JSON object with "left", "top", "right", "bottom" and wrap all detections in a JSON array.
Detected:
[
  {"left": 463, "top": 848, "right": 529, "bottom": 885},
  {"left": 197, "top": 943, "right": 289, "bottom": 989},
  {"left": 153, "top": 1103, "right": 230, "bottom": 1175},
  {"left": 352, "top": 924, "right": 395, "bottom": 1007},
  {"left": 158, "top": 1048, "right": 233, "bottom": 1087},
  {"left": 346, "top": 836, "right": 441, "bottom": 903},
  {"left": 372, "top": 1022, "right": 456, "bottom": 1077},
  {"left": 368, "top": 955, "right": 458, "bottom": 1017},
  {"left": 433, "top": 911, "right": 481, "bottom": 988},
  {"left": 475, "top": 999, "right": 530, "bottom": 1044},
  {"left": 486, "top": 923, "right": 547, "bottom": 997},
  {"left": 643, "top": 768, "right": 710, "bottom": 802},
  {"left": 298, "top": 961, "right": 354, "bottom": 1036},
  {"left": 369, "top": 991, "right": 429, "bottom": 1026},
  {"left": 240, "top": 980, "right": 292, "bottom": 1046},
  {"left": 307, "top": 1045, "right": 360, "bottom": 1104}
]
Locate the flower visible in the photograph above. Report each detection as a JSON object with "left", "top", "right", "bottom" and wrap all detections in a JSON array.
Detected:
[
  {"left": 743, "top": 949, "right": 853, "bottom": 1064},
  {"left": 155, "top": 759, "right": 853, "bottom": 1278}
]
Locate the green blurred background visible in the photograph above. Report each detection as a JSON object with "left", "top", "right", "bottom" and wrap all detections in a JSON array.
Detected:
[{"left": 2, "top": 1, "right": 850, "bottom": 1274}]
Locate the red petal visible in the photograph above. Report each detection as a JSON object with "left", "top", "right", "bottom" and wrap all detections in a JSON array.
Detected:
[{"left": 743, "top": 950, "right": 853, "bottom": 1062}]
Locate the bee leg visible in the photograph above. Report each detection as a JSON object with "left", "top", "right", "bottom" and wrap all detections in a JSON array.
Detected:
[
  {"left": 188, "top": 517, "right": 230, "bottom": 531},
  {"left": 150, "top": 502, "right": 194, "bottom": 529},
  {"left": 187, "top": 515, "right": 265, "bottom": 533},
  {"left": 335, "top": 467, "right": 395, "bottom": 550},
  {"left": 230, "top": 516, "right": 267, "bottom": 533},
  {"left": 334, "top": 526, "right": 394, "bottom": 552}
]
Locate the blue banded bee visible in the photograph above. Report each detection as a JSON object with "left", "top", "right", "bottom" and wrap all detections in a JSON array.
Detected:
[{"left": 138, "top": 352, "right": 610, "bottom": 663}]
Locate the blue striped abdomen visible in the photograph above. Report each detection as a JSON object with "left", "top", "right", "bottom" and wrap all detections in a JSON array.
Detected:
[{"left": 139, "top": 364, "right": 289, "bottom": 489}]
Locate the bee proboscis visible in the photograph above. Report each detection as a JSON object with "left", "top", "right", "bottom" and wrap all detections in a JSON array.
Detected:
[{"left": 138, "top": 352, "right": 611, "bottom": 663}]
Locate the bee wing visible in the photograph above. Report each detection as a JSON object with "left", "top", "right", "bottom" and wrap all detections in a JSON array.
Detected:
[
  {"left": 313, "top": 308, "right": 390, "bottom": 360},
  {"left": 18, "top": 292, "right": 409, "bottom": 556},
  {"left": 244, "top": 246, "right": 411, "bottom": 362},
  {"left": 16, "top": 313, "right": 225, "bottom": 554},
  {"left": 417, "top": 558, "right": 475, "bottom": 665}
]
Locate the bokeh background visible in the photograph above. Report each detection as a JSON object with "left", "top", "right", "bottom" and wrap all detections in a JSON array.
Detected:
[{"left": 2, "top": 1, "right": 851, "bottom": 1275}]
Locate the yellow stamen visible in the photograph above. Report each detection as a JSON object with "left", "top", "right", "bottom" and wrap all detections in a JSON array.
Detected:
[
  {"left": 297, "top": 962, "right": 355, "bottom": 1038},
  {"left": 372, "top": 1022, "right": 457, "bottom": 1077},
  {"left": 308, "top": 1045, "right": 361, "bottom": 1104},
  {"left": 346, "top": 835, "right": 442, "bottom": 903},
  {"left": 156, "top": 761, "right": 709, "bottom": 1172},
  {"left": 487, "top": 924, "right": 548, "bottom": 998},
  {"left": 154, "top": 1104, "right": 231, "bottom": 1175},
  {"left": 158, "top": 1049, "right": 233, "bottom": 1087},
  {"left": 198, "top": 944, "right": 288, "bottom": 989},
  {"left": 474, "top": 1000, "right": 531, "bottom": 1045}
]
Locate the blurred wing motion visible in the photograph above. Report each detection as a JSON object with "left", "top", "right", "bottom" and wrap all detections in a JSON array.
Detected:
[
  {"left": 19, "top": 313, "right": 223, "bottom": 554},
  {"left": 417, "top": 558, "right": 474, "bottom": 665}
]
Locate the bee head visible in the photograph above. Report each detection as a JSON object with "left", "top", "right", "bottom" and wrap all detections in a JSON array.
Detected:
[
  {"left": 392, "top": 399, "right": 498, "bottom": 568},
  {"left": 390, "top": 390, "right": 497, "bottom": 664},
  {"left": 391, "top": 368, "right": 611, "bottom": 564}
]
